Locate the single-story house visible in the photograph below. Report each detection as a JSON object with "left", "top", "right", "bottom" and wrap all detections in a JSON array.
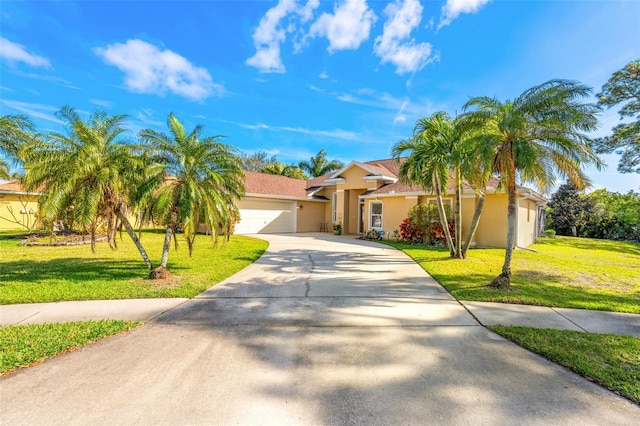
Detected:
[
  {"left": 0, "top": 180, "right": 40, "bottom": 231},
  {"left": 0, "top": 157, "right": 548, "bottom": 247},
  {"left": 238, "top": 158, "right": 547, "bottom": 248}
]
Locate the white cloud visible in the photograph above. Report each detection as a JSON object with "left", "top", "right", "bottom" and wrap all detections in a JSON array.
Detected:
[
  {"left": 438, "top": 0, "right": 492, "bottom": 30},
  {"left": 0, "top": 100, "right": 59, "bottom": 123},
  {"left": 90, "top": 99, "right": 112, "bottom": 108},
  {"left": 235, "top": 120, "right": 359, "bottom": 141},
  {"left": 246, "top": 0, "right": 320, "bottom": 73},
  {"left": 374, "top": 0, "right": 435, "bottom": 74},
  {"left": 309, "top": 0, "right": 377, "bottom": 53},
  {"left": 319, "top": 70, "right": 329, "bottom": 79},
  {"left": 0, "top": 37, "right": 51, "bottom": 69},
  {"left": 94, "top": 39, "right": 221, "bottom": 101},
  {"left": 393, "top": 99, "right": 409, "bottom": 125}
]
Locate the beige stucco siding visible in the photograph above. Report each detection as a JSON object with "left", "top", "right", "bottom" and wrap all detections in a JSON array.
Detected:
[
  {"left": 0, "top": 194, "right": 40, "bottom": 230},
  {"left": 296, "top": 201, "right": 327, "bottom": 232},
  {"left": 375, "top": 197, "right": 418, "bottom": 234},
  {"left": 340, "top": 167, "right": 371, "bottom": 190},
  {"left": 473, "top": 194, "right": 508, "bottom": 248}
]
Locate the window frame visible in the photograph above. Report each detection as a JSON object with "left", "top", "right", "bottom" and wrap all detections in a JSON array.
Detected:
[{"left": 370, "top": 201, "right": 383, "bottom": 230}]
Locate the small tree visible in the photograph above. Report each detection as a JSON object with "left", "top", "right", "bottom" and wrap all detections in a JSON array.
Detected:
[{"left": 548, "top": 182, "right": 593, "bottom": 237}]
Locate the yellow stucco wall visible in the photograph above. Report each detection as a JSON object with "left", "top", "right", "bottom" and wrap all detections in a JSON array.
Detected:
[
  {"left": 296, "top": 201, "right": 328, "bottom": 232},
  {"left": 0, "top": 194, "right": 41, "bottom": 231},
  {"left": 339, "top": 167, "right": 371, "bottom": 190},
  {"left": 371, "top": 196, "right": 418, "bottom": 234},
  {"left": 473, "top": 194, "right": 508, "bottom": 247}
]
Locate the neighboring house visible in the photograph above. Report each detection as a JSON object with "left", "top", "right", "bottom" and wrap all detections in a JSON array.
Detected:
[
  {"left": 237, "top": 158, "right": 547, "bottom": 248},
  {"left": 0, "top": 180, "right": 41, "bottom": 231}
]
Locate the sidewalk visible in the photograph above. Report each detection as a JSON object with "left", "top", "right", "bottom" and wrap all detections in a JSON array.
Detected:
[
  {"left": 1, "top": 298, "right": 639, "bottom": 337},
  {"left": 0, "top": 298, "right": 189, "bottom": 326}
]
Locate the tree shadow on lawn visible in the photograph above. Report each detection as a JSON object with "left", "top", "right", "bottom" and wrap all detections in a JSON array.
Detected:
[{"left": 0, "top": 257, "right": 147, "bottom": 284}]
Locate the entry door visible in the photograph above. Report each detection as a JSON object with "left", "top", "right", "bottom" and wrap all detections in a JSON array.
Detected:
[{"left": 359, "top": 200, "right": 364, "bottom": 234}]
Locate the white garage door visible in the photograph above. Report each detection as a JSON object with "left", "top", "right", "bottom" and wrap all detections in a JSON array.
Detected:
[{"left": 234, "top": 198, "right": 296, "bottom": 234}]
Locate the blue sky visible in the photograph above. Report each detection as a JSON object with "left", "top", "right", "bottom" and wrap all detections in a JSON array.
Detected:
[{"left": 1, "top": 0, "right": 639, "bottom": 194}]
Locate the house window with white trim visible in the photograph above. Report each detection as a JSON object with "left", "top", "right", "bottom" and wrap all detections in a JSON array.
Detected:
[
  {"left": 370, "top": 201, "right": 383, "bottom": 230},
  {"left": 332, "top": 192, "right": 338, "bottom": 223}
]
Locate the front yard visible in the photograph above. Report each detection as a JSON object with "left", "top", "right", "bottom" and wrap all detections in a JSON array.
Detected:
[
  {"left": 0, "top": 231, "right": 268, "bottom": 304},
  {"left": 386, "top": 236, "right": 640, "bottom": 314}
]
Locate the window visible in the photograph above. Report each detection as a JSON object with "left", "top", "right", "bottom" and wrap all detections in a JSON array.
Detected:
[
  {"left": 332, "top": 192, "right": 338, "bottom": 223},
  {"left": 370, "top": 201, "right": 383, "bottom": 230},
  {"left": 427, "top": 198, "right": 452, "bottom": 208}
]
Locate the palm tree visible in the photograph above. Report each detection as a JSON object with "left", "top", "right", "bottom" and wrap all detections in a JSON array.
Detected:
[
  {"left": 298, "top": 149, "right": 343, "bottom": 177},
  {"left": 139, "top": 113, "right": 245, "bottom": 277},
  {"left": 261, "top": 161, "right": 308, "bottom": 179},
  {"left": 21, "top": 106, "right": 153, "bottom": 271},
  {"left": 464, "top": 79, "right": 603, "bottom": 289},
  {"left": 1, "top": 114, "right": 36, "bottom": 177},
  {"left": 392, "top": 112, "right": 458, "bottom": 257}
]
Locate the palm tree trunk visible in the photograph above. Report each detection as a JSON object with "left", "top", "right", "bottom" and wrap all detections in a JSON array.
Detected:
[
  {"left": 116, "top": 210, "right": 153, "bottom": 272},
  {"left": 454, "top": 168, "right": 463, "bottom": 259},
  {"left": 434, "top": 174, "right": 455, "bottom": 257},
  {"left": 490, "top": 174, "right": 517, "bottom": 289},
  {"left": 160, "top": 211, "right": 177, "bottom": 268},
  {"left": 461, "top": 193, "right": 485, "bottom": 257}
]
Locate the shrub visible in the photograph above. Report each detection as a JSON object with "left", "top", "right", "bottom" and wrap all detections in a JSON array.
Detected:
[
  {"left": 399, "top": 203, "right": 455, "bottom": 245},
  {"left": 544, "top": 229, "right": 556, "bottom": 237}
]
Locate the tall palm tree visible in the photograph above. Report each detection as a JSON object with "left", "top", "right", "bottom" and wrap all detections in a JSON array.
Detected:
[
  {"left": 139, "top": 113, "right": 245, "bottom": 276},
  {"left": 298, "top": 149, "right": 343, "bottom": 177},
  {"left": 21, "top": 106, "right": 153, "bottom": 271},
  {"left": 392, "top": 112, "right": 458, "bottom": 257},
  {"left": 464, "top": 79, "right": 603, "bottom": 289}
]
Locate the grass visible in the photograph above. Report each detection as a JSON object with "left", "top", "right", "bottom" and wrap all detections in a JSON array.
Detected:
[
  {"left": 489, "top": 326, "right": 640, "bottom": 405},
  {"left": 0, "top": 231, "right": 268, "bottom": 304},
  {"left": 384, "top": 236, "right": 640, "bottom": 313},
  {"left": 0, "top": 320, "right": 140, "bottom": 375}
]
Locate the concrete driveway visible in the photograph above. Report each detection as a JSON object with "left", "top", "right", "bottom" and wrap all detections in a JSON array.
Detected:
[{"left": 1, "top": 234, "right": 638, "bottom": 425}]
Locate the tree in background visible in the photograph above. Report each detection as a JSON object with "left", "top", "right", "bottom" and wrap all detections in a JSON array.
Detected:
[
  {"left": 581, "top": 189, "right": 640, "bottom": 241},
  {"left": 241, "top": 150, "right": 276, "bottom": 172},
  {"left": 591, "top": 59, "right": 640, "bottom": 174},
  {"left": 465, "top": 80, "right": 602, "bottom": 289},
  {"left": 139, "top": 113, "right": 245, "bottom": 278},
  {"left": 298, "top": 149, "right": 343, "bottom": 177},
  {"left": 548, "top": 182, "right": 593, "bottom": 237},
  {"left": 261, "top": 161, "right": 308, "bottom": 179}
]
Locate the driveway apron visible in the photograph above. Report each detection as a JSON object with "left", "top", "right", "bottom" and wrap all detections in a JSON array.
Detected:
[{"left": 1, "top": 234, "right": 638, "bottom": 425}]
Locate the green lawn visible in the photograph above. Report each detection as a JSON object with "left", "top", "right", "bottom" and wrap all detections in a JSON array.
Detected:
[
  {"left": 0, "top": 231, "right": 268, "bottom": 304},
  {"left": 0, "top": 320, "right": 140, "bottom": 375},
  {"left": 385, "top": 236, "right": 640, "bottom": 314},
  {"left": 489, "top": 326, "right": 640, "bottom": 405}
]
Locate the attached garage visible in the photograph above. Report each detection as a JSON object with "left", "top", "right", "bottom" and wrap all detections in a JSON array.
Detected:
[{"left": 234, "top": 198, "right": 296, "bottom": 234}]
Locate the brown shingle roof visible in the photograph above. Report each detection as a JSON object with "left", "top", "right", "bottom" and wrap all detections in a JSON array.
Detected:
[
  {"left": 244, "top": 171, "right": 312, "bottom": 199},
  {"left": 0, "top": 180, "right": 38, "bottom": 194}
]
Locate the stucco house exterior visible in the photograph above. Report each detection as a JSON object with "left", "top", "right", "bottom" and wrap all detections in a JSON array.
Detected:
[
  {"left": 0, "top": 157, "right": 547, "bottom": 248},
  {"left": 0, "top": 180, "right": 41, "bottom": 231},
  {"left": 237, "top": 158, "right": 547, "bottom": 248}
]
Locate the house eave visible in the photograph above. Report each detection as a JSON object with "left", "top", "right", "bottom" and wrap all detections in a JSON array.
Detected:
[{"left": 244, "top": 193, "right": 329, "bottom": 202}]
